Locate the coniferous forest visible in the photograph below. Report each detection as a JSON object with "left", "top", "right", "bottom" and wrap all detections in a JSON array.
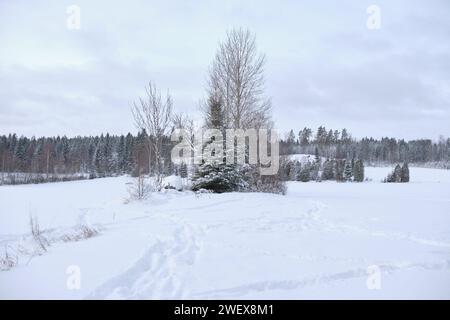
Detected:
[
  {"left": 279, "top": 127, "right": 450, "bottom": 166},
  {"left": 0, "top": 131, "right": 173, "bottom": 184},
  {"left": 1, "top": 126, "right": 448, "bottom": 185}
]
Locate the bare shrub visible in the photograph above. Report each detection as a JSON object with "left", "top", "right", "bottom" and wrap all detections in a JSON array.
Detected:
[
  {"left": 2, "top": 215, "right": 99, "bottom": 270},
  {"left": 195, "top": 188, "right": 213, "bottom": 198},
  {"left": 254, "top": 176, "right": 287, "bottom": 195},
  {"left": 60, "top": 224, "right": 99, "bottom": 242},
  {"left": 29, "top": 214, "right": 49, "bottom": 252},
  {"left": 128, "top": 173, "right": 152, "bottom": 200},
  {"left": 0, "top": 245, "right": 18, "bottom": 271},
  {"left": 80, "top": 225, "right": 98, "bottom": 239}
]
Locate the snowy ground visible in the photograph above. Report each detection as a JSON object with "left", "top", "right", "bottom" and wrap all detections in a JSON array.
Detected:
[{"left": 1, "top": 167, "right": 450, "bottom": 299}]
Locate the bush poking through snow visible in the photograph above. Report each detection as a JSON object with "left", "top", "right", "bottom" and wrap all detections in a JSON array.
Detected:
[
  {"left": 128, "top": 174, "right": 152, "bottom": 200},
  {"left": 60, "top": 224, "right": 99, "bottom": 242},
  {"left": 195, "top": 188, "right": 213, "bottom": 198},
  {"left": 29, "top": 214, "right": 49, "bottom": 252},
  {"left": 60, "top": 210, "right": 99, "bottom": 241},
  {"left": 3, "top": 217, "right": 100, "bottom": 271},
  {"left": 255, "top": 175, "right": 287, "bottom": 195},
  {"left": 0, "top": 246, "right": 18, "bottom": 271}
]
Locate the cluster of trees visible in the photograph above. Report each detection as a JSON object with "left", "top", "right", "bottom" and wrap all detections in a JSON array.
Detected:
[
  {"left": 384, "top": 163, "right": 410, "bottom": 183},
  {"left": 187, "top": 28, "right": 285, "bottom": 194},
  {"left": 280, "top": 127, "right": 450, "bottom": 166},
  {"left": 124, "top": 28, "right": 285, "bottom": 196},
  {"left": 281, "top": 156, "right": 365, "bottom": 183}
]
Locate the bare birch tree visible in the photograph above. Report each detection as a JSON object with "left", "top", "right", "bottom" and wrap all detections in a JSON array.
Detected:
[
  {"left": 131, "top": 82, "right": 172, "bottom": 190},
  {"left": 172, "top": 113, "right": 195, "bottom": 153},
  {"left": 172, "top": 112, "right": 198, "bottom": 168},
  {"left": 208, "top": 28, "right": 272, "bottom": 130}
]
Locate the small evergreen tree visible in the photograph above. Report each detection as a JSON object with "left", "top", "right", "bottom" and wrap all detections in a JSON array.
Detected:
[
  {"left": 180, "top": 162, "right": 188, "bottom": 179},
  {"left": 314, "top": 147, "right": 320, "bottom": 163},
  {"left": 291, "top": 161, "right": 301, "bottom": 181},
  {"left": 394, "top": 164, "right": 402, "bottom": 182},
  {"left": 191, "top": 163, "right": 245, "bottom": 193},
  {"left": 335, "top": 159, "right": 344, "bottom": 182},
  {"left": 310, "top": 161, "right": 320, "bottom": 181},
  {"left": 298, "top": 164, "right": 311, "bottom": 182},
  {"left": 205, "top": 94, "right": 226, "bottom": 130},
  {"left": 322, "top": 159, "right": 334, "bottom": 180},
  {"left": 282, "top": 160, "right": 292, "bottom": 181},
  {"left": 344, "top": 160, "right": 353, "bottom": 181},
  {"left": 353, "top": 159, "right": 364, "bottom": 182},
  {"left": 401, "top": 162, "right": 409, "bottom": 182}
]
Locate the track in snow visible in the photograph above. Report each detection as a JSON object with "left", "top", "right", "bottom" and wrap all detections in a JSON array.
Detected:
[{"left": 88, "top": 221, "right": 204, "bottom": 299}]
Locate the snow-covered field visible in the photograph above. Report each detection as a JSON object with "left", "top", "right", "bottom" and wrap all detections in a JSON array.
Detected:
[{"left": 1, "top": 167, "right": 450, "bottom": 299}]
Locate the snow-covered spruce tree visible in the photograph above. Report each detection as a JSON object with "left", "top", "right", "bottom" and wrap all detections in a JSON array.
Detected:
[
  {"left": 353, "top": 159, "right": 365, "bottom": 182},
  {"left": 344, "top": 160, "right": 353, "bottom": 181},
  {"left": 314, "top": 147, "right": 320, "bottom": 163},
  {"left": 394, "top": 164, "right": 402, "bottom": 182},
  {"left": 193, "top": 90, "right": 245, "bottom": 193},
  {"left": 204, "top": 93, "right": 226, "bottom": 130},
  {"left": 322, "top": 159, "right": 334, "bottom": 180},
  {"left": 401, "top": 162, "right": 409, "bottom": 182},
  {"left": 291, "top": 160, "right": 301, "bottom": 181},
  {"left": 335, "top": 159, "right": 345, "bottom": 182},
  {"left": 191, "top": 163, "right": 246, "bottom": 193},
  {"left": 179, "top": 162, "right": 188, "bottom": 179},
  {"left": 278, "top": 156, "right": 293, "bottom": 181},
  {"left": 310, "top": 160, "right": 320, "bottom": 181},
  {"left": 294, "top": 162, "right": 302, "bottom": 181},
  {"left": 298, "top": 163, "right": 311, "bottom": 182},
  {"left": 280, "top": 158, "right": 290, "bottom": 181}
]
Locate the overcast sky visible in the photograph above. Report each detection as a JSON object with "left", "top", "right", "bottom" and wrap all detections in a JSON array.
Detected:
[{"left": 1, "top": 0, "right": 449, "bottom": 140}]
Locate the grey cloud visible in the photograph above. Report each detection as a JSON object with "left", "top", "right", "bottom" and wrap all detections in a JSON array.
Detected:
[{"left": 0, "top": 0, "right": 449, "bottom": 140}]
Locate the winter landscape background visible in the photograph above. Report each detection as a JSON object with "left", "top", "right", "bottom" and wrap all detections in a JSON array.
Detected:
[{"left": 1, "top": 0, "right": 450, "bottom": 300}]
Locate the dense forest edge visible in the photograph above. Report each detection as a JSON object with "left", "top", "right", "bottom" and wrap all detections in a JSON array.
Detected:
[{"left": 1, "top": 126, "right": 448, "bottom": 186}]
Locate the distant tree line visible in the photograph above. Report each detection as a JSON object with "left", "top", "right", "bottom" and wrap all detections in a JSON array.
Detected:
[
  {"left": 280, "top": 127, "right": 450, "bottom": 167},
  {"left": 0, "top": 131, "right": 175, "bottom": 180},
  {"left": 2, "top": 125, "right": 446, "bottom": 186}
]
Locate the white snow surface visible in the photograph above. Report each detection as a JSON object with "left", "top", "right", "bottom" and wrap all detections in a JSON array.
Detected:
[
  {"left": 1, "top": 167, "right": 450, "bottom": 299},
  {"left": 288, "top": 153, "right": 322, "bottom": 164}
]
